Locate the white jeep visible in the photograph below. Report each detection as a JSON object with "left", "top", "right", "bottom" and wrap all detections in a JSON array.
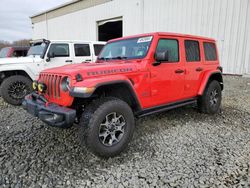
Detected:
[{"left": 0, "top": 39, "right": 106, "bottom": 105}]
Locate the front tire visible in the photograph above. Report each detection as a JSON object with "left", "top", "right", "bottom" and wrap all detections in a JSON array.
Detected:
[
  {"left": 198, "top": 80, "right": 222, "bottom": 114},
  {"left": 0, "top": 75, "right": 32, "bottom": 106},
  {"left": 79, "top": 97, "right": 135, "bottom": 157}
]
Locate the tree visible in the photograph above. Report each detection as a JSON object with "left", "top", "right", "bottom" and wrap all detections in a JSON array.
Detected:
[
  {"left": 0, "top": 40, "right": 11, "bottom": 50},
  {"left": 0, "top": 39, "right": 31, "bottom": 50},
  {"left": 13, "top": 39, "right": 31, "bottom": 46}
]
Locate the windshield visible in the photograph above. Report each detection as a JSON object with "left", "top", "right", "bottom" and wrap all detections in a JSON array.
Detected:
[
  {"left": 27, "top": 42, "right": 46, "bottom": 56},
  {"left": 0, "top": 47, "right": 10, "bottom": 58},
  {"left": 98, "top": 36, "right": 153, "bottom": 60}
]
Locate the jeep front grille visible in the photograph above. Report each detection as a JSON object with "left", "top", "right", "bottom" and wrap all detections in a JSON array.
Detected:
[{"left": 39, "top": 74, "right": 62, "bottom": 99}]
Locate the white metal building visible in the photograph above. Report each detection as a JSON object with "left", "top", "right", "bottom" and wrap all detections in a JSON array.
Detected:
[{"left": 31, "top": 0, "right": 250, "bottom": 75}]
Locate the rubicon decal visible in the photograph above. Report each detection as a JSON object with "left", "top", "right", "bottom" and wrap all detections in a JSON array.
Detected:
[{"left": 87, "top": 68, "right": 133, "bottom": 76}]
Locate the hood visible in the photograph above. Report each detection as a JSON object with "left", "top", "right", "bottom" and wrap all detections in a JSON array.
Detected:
[
  {"left": 0, "top": 56, "right": 42, "bottom": 65},
  {"left": 42, "top": 61, "right": 138, "bottom": 78}
]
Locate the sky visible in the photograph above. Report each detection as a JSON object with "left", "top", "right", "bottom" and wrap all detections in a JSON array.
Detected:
[{"left": 0, "top": 0, "right": 71, "bottom": 42}]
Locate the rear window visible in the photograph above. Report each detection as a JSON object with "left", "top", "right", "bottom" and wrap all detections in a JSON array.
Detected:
[
  {"left": 203, "top": 42, "right": 217, "bottom": 61},
  {"left": 185, "top": 40, "right": 200, "bottom": 62},
  {"left": 94, "top": 44, "right": 105, "bottom": 56},
  {"left": 74, "top": 44, "right": 90, "bottom": 56}
]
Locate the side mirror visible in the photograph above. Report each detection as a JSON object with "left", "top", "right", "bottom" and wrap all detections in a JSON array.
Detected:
[
  {"left": 46, "top": 56, "right": 50, "bottom": 62},
  {"left": 48, "top": 52, "right": 55, "bottom": 58},
  {"left": 153, "top": 51, "right": 169, "bottom": 66},
  {"left": 155, "top": 51, "right": 169, "bottom": 62},
  {"left": 46, "top": 52, "right": 55, "bottom": 62}
]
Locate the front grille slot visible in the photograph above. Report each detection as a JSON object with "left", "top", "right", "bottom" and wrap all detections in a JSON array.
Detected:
[
  {"left": 39, "top": 73, "right": 62, "bottom": 99},
  {"left": 54, "top": 75, "right": 57, "bottom": 98},
  {"left": 57, "top": 76, "right": 62, "bottom": 98},
  {"left": 50, "top": 75, "right": 54, "bottom": 97},
  {"left": 47, "top": 75, "right": 50, "bottom": 96}
]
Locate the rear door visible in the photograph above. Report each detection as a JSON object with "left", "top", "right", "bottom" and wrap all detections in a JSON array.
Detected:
[
  {"left": 72, "top": 43, "right": 93, "bottom": 64},
  {"left": 183, "top": 39, "right": 204, "bottom": 98},
  {"left": 150, "top": 37, "right": 185, "bottom": 106}
]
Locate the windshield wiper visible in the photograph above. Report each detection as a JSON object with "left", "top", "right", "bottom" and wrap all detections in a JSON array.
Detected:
[
  {"left": 98, "top": 57, "right": 111, "bottom": 61},
  {"left": 111, "top": 56, "right": 128, "bottom": 60},
  {"left": 98, "top": 56, "right": 127, "bottom": 61}
]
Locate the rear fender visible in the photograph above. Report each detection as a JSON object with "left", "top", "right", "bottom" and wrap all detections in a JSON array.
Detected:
[{"left": 198, "top": 71, "right": 223, "bottom": 96}]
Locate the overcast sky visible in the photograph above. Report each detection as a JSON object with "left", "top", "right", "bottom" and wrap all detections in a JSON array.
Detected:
[{"left": 0, "top": 0, "right": 71, "bottom": 42}]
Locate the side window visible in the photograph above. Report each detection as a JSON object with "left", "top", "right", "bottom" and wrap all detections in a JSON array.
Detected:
[
  {"left": 185, "top": 40, "right": 200, "bottom": 62},
  {"left": 13, "top": 50, "right": 27, "bottom": 57},
  {"left": 156, "top": 39, "right": 179, "bottom": 62},
  {"left": 94, "top": 44, "right": 105, "bottom": 56},
  {"left": 49, "top": 43, "right": 69, "bottom": 57},
  {"left": 203, "top": 42, "right": 217, "bottom": 61},
  {"left": 74, "top": 44, "right": 90, "bottom": 56}
]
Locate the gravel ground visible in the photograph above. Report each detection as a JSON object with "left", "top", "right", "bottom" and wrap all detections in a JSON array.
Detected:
[{"left": 0, "top": 75, "right": 250, "bottom": 188}]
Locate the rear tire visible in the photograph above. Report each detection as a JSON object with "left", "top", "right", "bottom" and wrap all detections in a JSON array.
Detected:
[
  {"left": 0, "top": 75, "right": 32, "bottom": 106},
  {"left": 79, "top": 97, "right": 135, "bottom": 157},
  {"left": 198, "top": 80, "right": 222, "bottom": 114}
]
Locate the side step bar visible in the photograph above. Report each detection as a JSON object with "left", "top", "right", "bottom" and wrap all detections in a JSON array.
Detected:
[{"left": 136, "top": 98, "right": 197, "bottom": 118}]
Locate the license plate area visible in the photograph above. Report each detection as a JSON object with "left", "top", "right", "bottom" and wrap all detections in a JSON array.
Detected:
[{"left": 27, "top": 101, "right": 38, "bottom": 116}]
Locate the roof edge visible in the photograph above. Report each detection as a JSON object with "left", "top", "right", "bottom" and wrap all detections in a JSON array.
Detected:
[
  {"left": 30, "top": 0, "right": 112, "bottom": 24},
  {"left": 30, "top": 0, "right": 80, "bottom": 18}
]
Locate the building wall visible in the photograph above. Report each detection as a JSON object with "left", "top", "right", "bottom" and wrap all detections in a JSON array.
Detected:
[
  {"left": 32, "top": 0, "right": 143, "bottom": 41},
  {"left": 32, "top": 0, "right": 250, "bottom": 75},
  {"left": 142, "top": 0, "right": 250, "bottom": 75}
]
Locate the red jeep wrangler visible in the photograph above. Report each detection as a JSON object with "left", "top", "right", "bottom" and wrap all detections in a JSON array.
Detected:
[{"left": 23, "top": 32, "right": 223, "bottom": 157}]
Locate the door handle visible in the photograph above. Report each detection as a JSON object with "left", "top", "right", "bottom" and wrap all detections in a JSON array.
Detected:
[
  {"left": 65, "top": 60, "right": 73, "bottom": 63},
  {"left": 196, "top": 67, "right": 203, "bottom": 72},
  {"left": 85, "top": 59, "right": 91, "bottom": 62},
  {"left": 175, "top": 69, "right": 185, "bottom": 74}
]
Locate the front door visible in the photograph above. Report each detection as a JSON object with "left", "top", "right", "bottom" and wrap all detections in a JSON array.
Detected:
[
  {"left": 44, "top": 43, "right": 73, "bottom": 69},
  {"left": 150, "top": 38, "right": 185, "bottom": 107}
]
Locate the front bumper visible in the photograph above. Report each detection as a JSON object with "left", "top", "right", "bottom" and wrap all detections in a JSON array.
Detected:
[{"left": 22, "top": 93, "right": 76, "bottom": 128}]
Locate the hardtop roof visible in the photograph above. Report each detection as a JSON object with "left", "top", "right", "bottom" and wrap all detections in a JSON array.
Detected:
[
  {"left": 109, "top": 32, "right": 216, "bottom": 43},
  {"left": 31, "top": 39, "right": 106, "bottom": 44}
]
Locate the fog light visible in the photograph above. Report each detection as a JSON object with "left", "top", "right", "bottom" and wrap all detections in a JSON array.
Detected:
[
  {"left": 38, "top": 83, "right": 47, "bottom": 93},
  {"left": 32, "top": 81, "right": 38, "bottom": 91}
]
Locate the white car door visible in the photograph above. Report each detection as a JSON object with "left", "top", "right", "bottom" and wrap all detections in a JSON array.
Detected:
[
  {"left": 72, "top": 43, "right": 93, "bottom": 64},
  {"left": 44, "top": 43, "right": 73, "bottom": 69}
]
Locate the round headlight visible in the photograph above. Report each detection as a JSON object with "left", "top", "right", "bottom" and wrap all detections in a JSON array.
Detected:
[
  {"left": 61, "top": 77, "right": 71, "bottom": 91},
  {"left": 32, "top": 81, "right": 38, "bottom": 91}
]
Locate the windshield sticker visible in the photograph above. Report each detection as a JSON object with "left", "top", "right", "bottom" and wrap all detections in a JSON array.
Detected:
[{"left": 137, "top": 36, "right": 152, "bottom": 43}]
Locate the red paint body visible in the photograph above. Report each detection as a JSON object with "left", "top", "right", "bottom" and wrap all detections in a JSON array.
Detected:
[{"left": 38, "top": 32, "right": 221, "bottom": 110}]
